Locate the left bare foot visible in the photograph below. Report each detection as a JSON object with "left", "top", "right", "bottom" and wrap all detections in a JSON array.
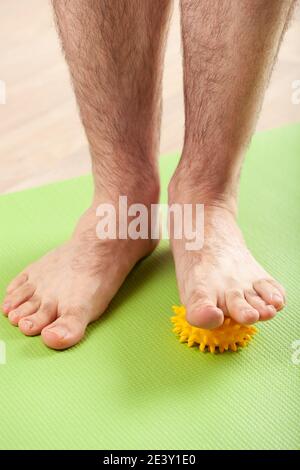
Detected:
[{"left": 169, "top": 182, "right": 286, "bottom": 329}]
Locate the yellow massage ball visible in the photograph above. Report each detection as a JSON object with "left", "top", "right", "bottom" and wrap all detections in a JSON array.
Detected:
[{"left": 171, "top": 305, "right": 257, "bottom": 353}]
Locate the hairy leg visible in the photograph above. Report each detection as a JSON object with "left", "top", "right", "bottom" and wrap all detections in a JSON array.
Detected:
[
  {"left": 169, "top": 0, "right": 294, "bottom": 328},
  {"left": 3, "top": 0, "right": 173, "bottom": 349}
]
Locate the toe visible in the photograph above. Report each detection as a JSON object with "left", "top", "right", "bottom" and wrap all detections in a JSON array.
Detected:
[
  {"left": 186, "top": 291, "right": 224, "bottom": 329},
  {"left": 2, "top": 282, "right": 36, "bottom": 314},
  {"left": 8, "top": 296, "right": 41, "bottom": 326},
  {"left": 226, "top": 289, "right": 259, "bottom": 324},
  {"left": 253, "top": 279, "right": 285, "bottom": 311},
  {"left": 6, "top": 272, "right": 28, "bottom": 294},
  {"left": 41, "top": 308, "right": 88, "bottom": 350},
  {"left": 265, "top": 279, "right": 286, "bottom": 304},
  {"left": 19, "top": 301, "right": 57, "bottom": 336},
  {"left": 244, "top": 289, "right": 277, "bottom": 321}
]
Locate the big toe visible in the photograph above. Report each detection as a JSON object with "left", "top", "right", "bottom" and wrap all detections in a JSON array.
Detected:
[
  {"left": 186, "top": 292, "right": 224, "bottom": 329},
  {"left": 41, "top": 310, "right": 88, "bottom": 350}
]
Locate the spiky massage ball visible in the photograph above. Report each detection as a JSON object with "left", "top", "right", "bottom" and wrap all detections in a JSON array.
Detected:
[{"left": 171, "top": 305, "right": 257, "bottom": 353}]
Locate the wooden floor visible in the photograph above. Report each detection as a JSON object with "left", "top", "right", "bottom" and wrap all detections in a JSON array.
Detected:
[{"left": 0, "top": 0, "right": 299, "bottom": 194}]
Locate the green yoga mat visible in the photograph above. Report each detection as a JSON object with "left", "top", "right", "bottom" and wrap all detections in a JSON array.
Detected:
[{"left": 0, "top": 124, "right": 299, "bottom": 450}]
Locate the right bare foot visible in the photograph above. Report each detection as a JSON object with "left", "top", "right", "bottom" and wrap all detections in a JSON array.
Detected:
[{"left": 2, "top": 190, "right": 158, "bottom": 350}]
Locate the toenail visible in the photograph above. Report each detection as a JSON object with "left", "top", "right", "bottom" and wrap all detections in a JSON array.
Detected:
[
  {"left": 272, "top": 293, "right": 283, "bottom": 304},
  {"left": 45, "top": 327, "right": 68, "bottom": 339},
  {"left": 3, "top": 302, "right": 11, "bottom": 311},
  {"left": 21, "top": 319, "right": 33, "bottom": 330},
  {"left": 267, "top": 305, "right": 276, "bottom": 314},
  {"left": 243, "top": 310, "right": 258, "bottom": 321}
]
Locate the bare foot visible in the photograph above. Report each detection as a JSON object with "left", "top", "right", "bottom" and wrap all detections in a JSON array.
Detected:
[
  {"left": 2, "top": 195, "right": 157, "bottom": 349},
  {"left": 169, "top": 183, "right": 286, "bottom": 329}
]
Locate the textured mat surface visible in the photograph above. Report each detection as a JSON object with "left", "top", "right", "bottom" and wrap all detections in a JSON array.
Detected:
[{"left": 0, "top": 125, "right": 299, "bottom": 450}]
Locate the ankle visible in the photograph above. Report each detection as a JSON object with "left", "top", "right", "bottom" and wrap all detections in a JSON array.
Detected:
[
  {"left": 168, "top": 168, "right": 238, "bottom": 216},
  {"left": 93, "top": 172, "right": 160, "bottom": 207}
]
